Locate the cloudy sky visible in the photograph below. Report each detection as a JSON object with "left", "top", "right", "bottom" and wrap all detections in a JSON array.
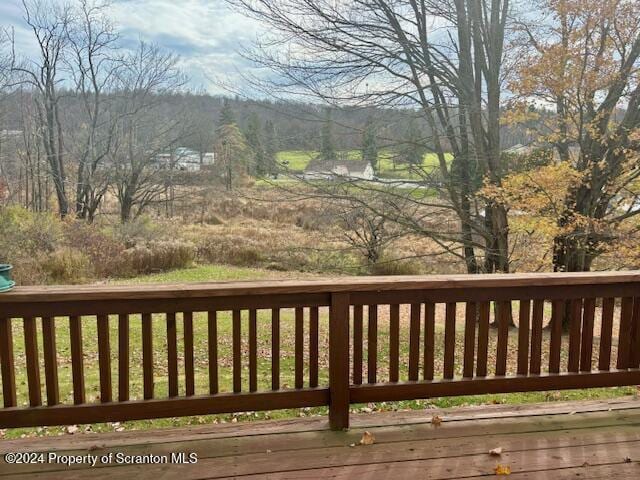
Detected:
[{"left": 0, "top": 0, "right": 264, "bottom": 93}]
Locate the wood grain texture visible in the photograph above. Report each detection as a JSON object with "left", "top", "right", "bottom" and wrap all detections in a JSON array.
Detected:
[
  {"left": 271, "top": 309, "right": 280, "bottom": 391},
  {"left": 295, "top": 307, "right": 304, "bottom": 389},
  {"left": 208, "top": 310, "right": 219, "bottom": 394},
  {"left": 233, "top": 310, "right": 242, "bottom": 393},
  {"left": 353, "top": 305, "right": 363, "bottom": 385},
  {"left": 423, "top": 302, "right": 435, "bottom": 381},
  {"left": 0, "top": 317, "right": 16, "bottom": 408},
  {"left": 249, "top": 309, "right": 258, "bottom": 393},
  {"left": 166, "top": 312, "right": 178, "bottom": 397},
  {"left": 389, "top": 304, "right": 400, "bottom": 383},
  {"left": 444, "top": 302, "right": 456, "bottom": 379},
  {"left": 367, "top": 305, "right": 378, "bottom": 384},
  {"left": 118, "top": 314, "right": 129, "bottom": 402},
  {"left": 408, "top": 303, "right": 421, "bottom": 381},
  {"left": 97, "top": 315, "right": 112, "bottom": 403},
  {"left": 463, "top": 302, "right": 476, "bottom": 378},
  {"left": 23, "top": 317, "right": 42, "bottom": 407},
  {"left": 329, "top": 293, "right": 350, "bottom": 430},
  {"left": 599, "top": 298, "right": 614, "bottom": 371},
  {"left": 184, "top": 311, "right": 195, "bottom": 396},
  {"left": 517, "top": 300, "right": 530, "bottom": 376},
  {"left": 42, "top": 317, "right": 59, "bottom": 406},
  {"left": 309, "top": 307, "right": 319, "bottom": 388},
  {"left": 476, "top": 302, "right": 490, "bottom": 377},
  {"left": 530, "top": 299, "right": 544, "bottom": 375},
  {"left": 142, "top": 313, "right": 154, "bottom": 400},
  {"left": 69, "top": 316, "right": 85, "bottom": 405}
]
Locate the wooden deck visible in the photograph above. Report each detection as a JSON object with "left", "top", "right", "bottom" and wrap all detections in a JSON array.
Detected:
[{"left": 2, "top": 398, "right": 640, "bottom": 479}]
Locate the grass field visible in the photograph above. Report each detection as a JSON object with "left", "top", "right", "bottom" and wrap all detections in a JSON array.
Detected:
[
  {"left": 276, "top": 150, "right": 452, "bottom": 179},
  {"left": 1, "top": 264, "right": 635, "bottom": 439}
]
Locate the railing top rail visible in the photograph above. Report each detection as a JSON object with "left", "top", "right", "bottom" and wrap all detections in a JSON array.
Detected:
[{"left": 2, "top": 271, "right": 640, "bottom": 304}]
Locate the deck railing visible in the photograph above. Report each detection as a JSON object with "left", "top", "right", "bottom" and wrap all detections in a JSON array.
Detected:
[{"left": 0, "top": 272, "right": 639, "bottom": 430}]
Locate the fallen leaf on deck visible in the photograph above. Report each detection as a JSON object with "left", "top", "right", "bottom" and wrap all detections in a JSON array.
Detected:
[
  {"left": 489, "top": 447, "right": 503, "bottom": 456},
  {"left": 431, "top": 415, "right": 443, "bottom": 427},
  {"left": 66, "top": 425, "right": 79, "bottom": 434},
  {"left": 494, "top": 464, "right": 511, "bottom": 475},
  {"left": 624, "top": 457, "right": 632, "bottom": 463},
  {"left": 359, "top": 431, "right": 375, "bottom": 445}
]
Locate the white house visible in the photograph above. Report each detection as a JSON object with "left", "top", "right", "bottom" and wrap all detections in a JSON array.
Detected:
[
  {"left": 304, "top": 158, "right": 375, "bottom": 180},
  {"left": 154, "top": 148, "right": 215, "bottom": 172}
]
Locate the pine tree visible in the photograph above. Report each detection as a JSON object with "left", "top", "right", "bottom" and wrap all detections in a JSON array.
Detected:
[
  {"left": 362, "top": 116, "right": 378, "bottom": 171},
  {"left": 218, "top": 99, "right": 236, "bottom": 126},
  {"left": 320, "top": 109, "right": 337, "bottom": 161},
  {"left": 245, "top": 112, "right": 266, "bottom": 176},
  {"left": 264, "top": 120, "right": 278, "bottom": 175}
]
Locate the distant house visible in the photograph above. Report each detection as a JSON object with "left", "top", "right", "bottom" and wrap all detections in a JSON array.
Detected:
[
  {"left": 153, "top": 148, "right": 215, "bottom": 172},
  {"left": 304, "top": 158, "right": 375, "bottom": 180}
]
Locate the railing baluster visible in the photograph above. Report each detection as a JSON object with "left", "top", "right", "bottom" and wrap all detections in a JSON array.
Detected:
[
  {"left": 517, "top": 300, "right": 530, "bottom": 376},
  {"left": 142, "top": 313, "right": 154, "bottom": 399},
  {"left": 367, "top": 304, "right": 378, "bottom": 384},
  {"left": 208, "top": 311, "right": 218, "bottom": 394},
  {"left": 567, "top": 299, "right": 583, "bottom": 373},
  {"left": 42, "top": 316, "right": 59, "bottom": 406},
  {"left": 617, "top": 297, "right": 634, "bottom": 370},
  {"left": 629, "top": 298, "right": 640, "bottom": 369},
  {"left": 495, "top": 301, "right": 510, "bottom": 376},
  {"left": 97, "top": 314, "right": 112, "bottom": 403},
  {"left": 444, "top": 302, "right": 456, "bottom": 379},
  {"left": 233, "top": 310, "right": 242, "bottom": 393},
  {"left": 309, "top": 306, "right": 319, "bottom": 388},
  {"left": 69, "top": 315, "right": 85, "bottom": 405},
  {"left": 353, "top": 305, "right": 363, "bottom": 385},
  {"left": 0, "top": 317, "right": 17, "bottom": 408},
  {"left": 118, "top": 314, "right": 129, "bottom": 402},
  {"left": 295, "top": 307, "right": 304, "bottom": 389},
  {"left": 409, "top": 303, "right": 421, "bottom": 381},
  {"left": 463, "top": 302, "right": 476, "bottom": 378},
  {"left": 271, "top": 308, "right": 280, "bottom": 390},
  {"left": 476, "top": 302, "right": 490, "bottom": 377},
  {"left": 423, "top": 302, "right": 435, "bottom": 381},
  {"left": 184, "top": 311, "right": 195, "bottom": 396},
  {"left": 24, "top": 316, "right": 42, "bottom": 407},
  {"left": 389, "top": 304, "right": 400, "bottom": 382},
  {"left": 599, "top": 298, "right": 615, "bottom": 371},
  {"left": 549, "top": 301, "right": 563, "bottom": 374},
  {"left": 249, "top": 309, "right": 258, "bottom": 392},
  {"left": 530, "top": 300, "right": 544, "bottom": 375},
  {"left": 166, "top": 312, "right": 178, "bottom": 397},
  {"left": 580, "top": 298, "right": 596, "bottom": 372}
]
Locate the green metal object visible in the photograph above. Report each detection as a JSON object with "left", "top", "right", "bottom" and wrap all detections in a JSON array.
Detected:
[{"left": 0, "top": 264, "right": 15, "bottom": 293}]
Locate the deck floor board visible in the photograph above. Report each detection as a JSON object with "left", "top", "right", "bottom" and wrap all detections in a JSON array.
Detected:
[{"left": 2, "top": 398, "right": 639, "bottom": 479}]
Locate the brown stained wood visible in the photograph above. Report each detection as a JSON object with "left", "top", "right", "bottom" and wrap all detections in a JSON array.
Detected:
[
  {"left": 68, "top": 316, "right": 85, "bottom": 405},
  {"left": 423, "top": 302, "right": 435, "bottom": 381},
  {"left": 408, "top": 303, "right": 421, "bottom": 381},
  {"left": 41, "top": 317, "right": 59, "bottom": 406},
  {"left": 208, "top": 311, "right": 218, "bottom": 394},
  {"left": 629, "top": 298, "right": 640, "bottom": 369},
  {"left": 530, "top": 300, "right": 544, "bottom": 375},
  {"left": 389, "top": 304, "right": 400, "bottom": 383},
  {"left": 118, "top": 314, "right": 130, "bottom": 402},
  {"left": 367, "top": 305, "right": 378, "bottom": 384},
  {"left": 567, "top": 299, "right": 583, "bottom": 373},
  {"left": 617, "top": 297, "right": 634, "bottom": 370},
  {"left": 4, "top": 271, "right": 639, "bottom": 303},
  {"left": 166, "top": 312, "right": 179, "bottom": 397},
  {"left": 184, "top": 312, "right": 195, "bottom": 396},
  {"left": 580, "top": 298, "right": 596, "bottom": 372},
  {"left": 249, "top": 309, "right": 258, "bottom": 393},
  {"left": 271, "top": 309, "right": 280, "bottom": 391},
  {"left": 495, "top": 301, "right": 510, "bottom": 377},
  {"left": 516, "top": 300, "right": 530, "bottom": 376},
  {"left": 142, "top": 313, "right": 154, "bottom": 400},
  {"left": 476, "top": 302, "right": 490, "bottom": 377},
  {"left": 309, "top": 307, "right": 319, "bottom": 388},
  {"left": 0, "top": 317, "right": 16, "bottom": 408},
  {"left": 353, "top": 305, "right": 363, "bottom": 385},
  {"left": 97, "top": 315, "right": 112, "bottom": 403},
  {"left": 329, "top": 293, "right": 350, "bottom": 430},
  {"left": 233, "top": 310, "right": 242, "bottom": 393},
  {"left": 23, "top": 317, "right": 42, "bottom": 407},
  {"left": 463, "top": 302, "right": 476, "bottom": 378},
  {"left": 444, "top": 302, "right": 456, "bottom": 379},
  {"left": 295, "top": 307, "right": 304, "bottom": 389},
  {"left": 549, "top": 301, "right": 563, "bottom": 374},
  {"left": 599, "top": 298, "right": 614, "bottom": 371}
]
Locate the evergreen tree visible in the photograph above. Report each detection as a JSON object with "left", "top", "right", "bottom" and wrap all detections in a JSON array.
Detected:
[
  {"left": 264, "top": 119, "right": 278, "bottom": 175},
  {"left": 320, "top": 109, "right": 337, "bottom": 161},
  {"left": 245, "top": 112, "right": 266, "bottom": 176},
  {"left": 403, "top": 118, "right": 426, "bottom": 166},
  {"left": 362, "top": 116, "right": 378, "bottom": 171},
  {"left": 218, "top": 99, "right": 236, "bottom": 126}
]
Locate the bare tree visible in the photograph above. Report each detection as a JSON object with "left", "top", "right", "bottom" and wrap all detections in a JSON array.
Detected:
[
  {"left": 12, "top": 0, "right": 74, "bottom": 217},
  {"left": 110, "top": 42, "right": 188, "bottom": 222},
  {"left": 228, "top": 0, "right": 513, "bottom": 275}
]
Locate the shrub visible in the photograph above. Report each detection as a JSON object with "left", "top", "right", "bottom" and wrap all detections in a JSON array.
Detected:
[
  {"left": 369, "top": 255, "right": 424, "bottom": 275},
  {"left": 42, "top": 248, "right": 94, "bottom": 284},
  {"left": 63, "top": 221, "right": 125, "bottom": 278},
  {"left": 110, "top": 216, "right": 165, "bottom": 247},
  {"left": 116, "top": 241, "right": 196, "bottom": 276}
]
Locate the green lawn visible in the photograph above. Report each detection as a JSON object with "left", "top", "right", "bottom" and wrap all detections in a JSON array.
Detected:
[
  {"left": 277, "top": 150, "right": 453, "bottom": 180},
  {"left": 1, "top": 264, "right": 635, "bottom": 439}
]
